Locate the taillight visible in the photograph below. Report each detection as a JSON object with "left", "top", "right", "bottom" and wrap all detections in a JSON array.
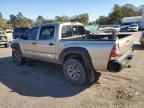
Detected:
[{"left": 109, "top": 44, "right": 120, "bottom": 60}]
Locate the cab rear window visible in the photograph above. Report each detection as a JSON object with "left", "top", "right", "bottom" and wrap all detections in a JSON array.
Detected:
[
  {"left": 62, "top": 25, "right": 85, "bottom": 39},
  {"left": 62, "top": 26, "right": 72, "bottom": 38}
]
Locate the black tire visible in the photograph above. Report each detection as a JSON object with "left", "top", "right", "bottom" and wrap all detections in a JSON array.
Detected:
[
  {"left": 63, "top": 58, "right": 87, "bottom": 85},
  {"left": 4, "top": 43, "right": 9, "bottom": 48},
  {"left": 12, "top": 49, "right": 25, "bottom": 65}
]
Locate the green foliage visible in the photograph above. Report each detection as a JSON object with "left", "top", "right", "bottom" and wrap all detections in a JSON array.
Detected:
[
  {"left": 9, "top": 14, "right": 17, "bottom": 28},
  {"left": 98, "top": 4, "right": 140, "bottom": 25},
  {"left": 9, "top": 12, "right": 33, "bottom": 29},
  {"left": 35, "top": 13, "right": 89, "bottom": 25},
  {"left": 71, "top": 13, "right": 89, "bottom": 25},
  {"left": 55, "top": 15, "right": 70, "bottom": 22},
  {"left": 98, "top": 16, "right": 110, "bottom": 25},
  {"left": 109, "top": 4, "right": 123, "bottom": 24},
  {"left": 36, "top": 15, "right": 47, "bottom": 25},
  {"left": 0, "top": 3, "right": 143, "bottom": 30},
  {"left": 0, "top": 12, "right": 11, "bottom": 30}
]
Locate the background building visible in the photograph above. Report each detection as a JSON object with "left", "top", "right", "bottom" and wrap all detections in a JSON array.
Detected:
[{"left": 121, "top": 12, "right": 144, "bottom": 30}]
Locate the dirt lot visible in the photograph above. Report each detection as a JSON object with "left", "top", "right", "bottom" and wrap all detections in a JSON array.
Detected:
[{"left": 0, "top": 32, "right": 144, "bottom": 108}]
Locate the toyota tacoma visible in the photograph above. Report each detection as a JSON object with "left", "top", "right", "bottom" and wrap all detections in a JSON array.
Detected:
[{"left": 11, "top": 22, "right": 133, "bottom": 85}]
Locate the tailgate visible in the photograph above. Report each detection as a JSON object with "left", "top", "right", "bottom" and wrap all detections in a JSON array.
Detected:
[{"left": 118, "top": 34, "right": 133, "bottom": 58}]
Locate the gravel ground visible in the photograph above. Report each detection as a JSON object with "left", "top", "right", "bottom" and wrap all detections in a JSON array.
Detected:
[{"left": 0, "top": 32, "right": 144, "bottom": 108}]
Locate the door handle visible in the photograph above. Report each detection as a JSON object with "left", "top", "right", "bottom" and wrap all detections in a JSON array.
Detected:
[
  {"left": 48, "top": 43, "right": 54, "bottom": 46},
  {"left": 32, "top": 42, "right": 36, "bottom": 45}
]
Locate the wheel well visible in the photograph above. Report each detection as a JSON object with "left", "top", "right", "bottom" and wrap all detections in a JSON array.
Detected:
[
  {"left": 60, "top": 49, "right": 96, "bottom": 83},
  {"left": 63, "top": 54, "right": 84, "bottom": 64},
  {"left": 63, "top": 54, "right": 87, "bottom": 75}
]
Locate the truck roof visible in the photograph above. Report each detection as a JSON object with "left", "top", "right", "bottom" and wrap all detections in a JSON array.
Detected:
[{"left": 36, "top": 22, "right": 83, "bottom": 27}]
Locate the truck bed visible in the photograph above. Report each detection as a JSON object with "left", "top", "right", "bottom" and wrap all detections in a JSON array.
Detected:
[
  {"left": 62, "top": 33, "right": 132, "bottom": 41},
  {"left": 85, "top": 33, "right": 132, "bottom": 40},
  {"left": 60, "top": 33, "right": 133, "bottom": 71}
]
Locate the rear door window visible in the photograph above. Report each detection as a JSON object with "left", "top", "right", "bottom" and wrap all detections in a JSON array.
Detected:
[
  {"left": 25, "top": 27, "right": 39, "bottom": 40},
  {"left": 39, "top": 26, "right": 55, "bottom": 40}
]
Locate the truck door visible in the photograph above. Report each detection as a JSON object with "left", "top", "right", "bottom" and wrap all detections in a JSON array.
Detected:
[
  {"left": 20, "top": 27, "right": 39, "bottom": 58},
  {"left": 35, "top": 25, "right": 56, "bottom": 62}
]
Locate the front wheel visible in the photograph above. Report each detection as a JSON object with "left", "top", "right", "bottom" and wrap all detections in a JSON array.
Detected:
[
  {"left": 63, "top": 58, "right": 87, "bottom": 85},
  {"left": 12, "top": 49, "right": 25, "bottom": 65}
]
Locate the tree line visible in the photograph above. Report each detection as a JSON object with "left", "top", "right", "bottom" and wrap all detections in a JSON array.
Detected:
[
  {"left": 0, "top": 4, "right": 143, "bottom": 30},
  {"left": 98, "top": 4, "right": 143, "bottom": 25},
  {"left": 0, "top": 12, "right": 89, "bottom": 30}
]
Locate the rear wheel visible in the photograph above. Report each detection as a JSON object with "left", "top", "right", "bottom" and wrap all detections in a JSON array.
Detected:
[
  {"left": 63, "top": 58, "right": 87, "bottom": 85},
  {"left": 12, "top": 49, "right": 25, "bottom": 65}
]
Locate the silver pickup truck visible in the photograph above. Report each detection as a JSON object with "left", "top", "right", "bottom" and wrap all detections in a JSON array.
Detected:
[{"left": 11, "top": 22, "right": 133, "bottom": 85}]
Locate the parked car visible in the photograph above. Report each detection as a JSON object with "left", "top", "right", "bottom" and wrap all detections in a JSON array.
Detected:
[
  {"left": 112, "top": 25, "right": 120, "bottom": 32},
  {"left": 120, "top": 23, "right": 131, "bottom": 32},
  {"left": 140, "top": 32, "right": 144, "bottom": 46},
  {"left": 11, "top": 22, "right": 133, "bottom": 85},
  {"left": 13, "top": 27, "right": 30, "bottom": 39},
  {"left": 128, "top": 23, "right": 139, "bottom": 32},
  {"left": 0, "top": 34, "right": 9, "bottom": 48},
  {"left": 0, "top": 31, "right": 3, "bottom": 35}
]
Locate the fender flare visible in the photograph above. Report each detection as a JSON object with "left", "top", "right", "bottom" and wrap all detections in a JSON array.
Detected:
[{"left": 59, "top": 47, "right": 96, "bottom": 82}]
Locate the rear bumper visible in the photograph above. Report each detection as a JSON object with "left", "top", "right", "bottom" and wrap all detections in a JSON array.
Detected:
[{"left": 107, "top": 55, "right": 133, "bottom": 72}]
